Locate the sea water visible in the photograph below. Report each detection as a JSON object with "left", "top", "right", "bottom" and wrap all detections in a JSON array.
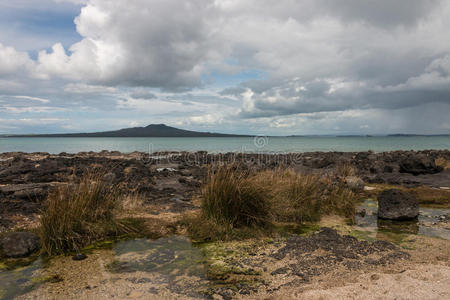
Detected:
[{"left": 1, "top": 136, "right": 449, "bottom": 154}]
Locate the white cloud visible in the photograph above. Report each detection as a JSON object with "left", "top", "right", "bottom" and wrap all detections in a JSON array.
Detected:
[
  {"left": 35, "top": 0, "right": 219, "bottom": 90},
  {"left": 0, "top": 43, "right": 35, "bottom": 77},
  {"left": 11, "top": 95, "right": 50, "bottom": 103},
  {"left": 189, "top": 114, "right": 223, "bottom": 125},
  {"left": 63, "top": 83, "right": 117, "bottom": 94}
]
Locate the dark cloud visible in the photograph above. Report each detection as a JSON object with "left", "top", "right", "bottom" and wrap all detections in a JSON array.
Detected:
[
  {"left": 129, "top": 90, "right": 156, "bottom": 100},
  {"left": 318, "top": 0, "right": 443, "bottom": 28},
  {"left": 0, "top": 0, "right": 449, "bottom": 134}
]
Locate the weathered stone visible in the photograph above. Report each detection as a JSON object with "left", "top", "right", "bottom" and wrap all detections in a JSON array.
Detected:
[
  {"left": 399, "top": 155, "right": 443, "bottom": 175},
  {"left": 377, "top": 189, "right": 419, "bottom": 220},
  {"left": 72, "top": 253, "right": 87, "bottom": 261},
  {"left": 0, "top": 231, "right": 40, "bottom": 258}
]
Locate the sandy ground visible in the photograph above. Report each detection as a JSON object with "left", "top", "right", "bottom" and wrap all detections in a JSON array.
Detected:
[
  {"left": 15, "top": 232, "right": 450, "bottom": 300},
  {"left": 274, "top": 264, "right": 450, "bottom": 300}
]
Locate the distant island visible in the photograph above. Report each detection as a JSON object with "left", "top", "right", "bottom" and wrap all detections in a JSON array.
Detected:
[
  {"left": 7, "top": 124, "right": 250, "bottom": 138},
  {"left": 3, "top": 125, "right": 449, "bottom": 138}
]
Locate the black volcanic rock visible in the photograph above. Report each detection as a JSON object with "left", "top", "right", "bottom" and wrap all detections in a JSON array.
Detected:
[
  {"left": 399, "top": 154, "right": 443, "bottom": 175},
  {"left": 377, "top": 189, "right": 419, "bottom": 220},
  {"left": 12, "top": 124, "right": 247, "bottom": 138},
  {"left": 0, "top": 231, "right": 40, "bottom": 258}
]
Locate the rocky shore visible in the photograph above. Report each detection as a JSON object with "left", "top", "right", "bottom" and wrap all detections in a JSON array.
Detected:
[
  {"left": 1, "top": 149, "right": 448, "bottom": 233},
  {"left": 0, "top": 150, "right": 449, "bottom": 299}
]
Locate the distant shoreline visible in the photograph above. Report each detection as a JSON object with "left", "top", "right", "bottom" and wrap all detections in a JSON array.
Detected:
[
  {"left": 2, "top": 123, "right": 448, "bottom": 138},
  {"left": 2, "top": 134, "right": 450, "bottom": 138}
]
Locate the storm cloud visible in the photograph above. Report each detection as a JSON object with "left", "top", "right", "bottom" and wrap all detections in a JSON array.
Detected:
[{"left": 0, "top": 0, "right": 449, "bottom": 134}]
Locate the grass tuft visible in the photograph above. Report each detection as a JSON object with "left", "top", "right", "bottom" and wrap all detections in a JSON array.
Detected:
[
  {"left": 201, "top": 166, "right": 271, "bottom": 228},
  {"left": 39, "top": 172, "right": 134, "bottom": 256},
  {"left": 187, "top": 166, "right": 358, "bottom": 242}
]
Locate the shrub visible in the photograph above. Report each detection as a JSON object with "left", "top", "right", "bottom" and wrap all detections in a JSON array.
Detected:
[
  {"left": 201, "top": 166, "right": 271, "bottom": 228},
  {"left": 39, "top": 172, "right": 132, "bottom": 255}
]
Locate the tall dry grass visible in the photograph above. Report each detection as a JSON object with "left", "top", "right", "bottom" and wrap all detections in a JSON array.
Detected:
[
  {"left": 268, "top": 170, "right": 323, "bottom": 223},
  {"left": 39, "top": 172, "right": 132, "bottom": 255},
  {"left": 201, "top": 166, "right": 271, "bottom": 228},
  {"left": 191, "top": 165, "right": 358, "bottom": 241}
]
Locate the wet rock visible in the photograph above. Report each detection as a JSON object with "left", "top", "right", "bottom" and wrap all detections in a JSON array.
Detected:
[
  {"left": 399, "top": 154, "right": 443, "bottom": 175},
  {"left": 357, "top": 208, "right": 366, "bottom": 218},
  {"left": 0, "top": 231, "right": 40, "bottom": 258},
  {"left": 72, "top": 253, "right": 87, "bottom": 261},
  {"left": 377, "top": 189, "right": 419, "bottom": 220},
  {"left": 270, "top": 228, "right": 407, "bottom": 283}
]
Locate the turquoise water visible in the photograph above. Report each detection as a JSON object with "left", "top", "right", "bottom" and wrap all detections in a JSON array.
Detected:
[{"left": 0, "top": 136, "right": 449, "bottom": 154}]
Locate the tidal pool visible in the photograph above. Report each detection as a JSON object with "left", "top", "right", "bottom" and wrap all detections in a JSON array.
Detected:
[
  {"left": 0, "top": 258, "right": 44, "bottom": 300},
  {"left": 355, "top": 199, "right": 450, "bottom": 241},
  {"left": 107, "top": 236, "right": 211, "bottom": 297}
]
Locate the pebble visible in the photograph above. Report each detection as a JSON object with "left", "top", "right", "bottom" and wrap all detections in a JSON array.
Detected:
[
  {"left": 370, "top": 274, "right": 380, "bottom": 281},
  {"left": 72, "top": 253, "right": 87, "bottom": 261}
]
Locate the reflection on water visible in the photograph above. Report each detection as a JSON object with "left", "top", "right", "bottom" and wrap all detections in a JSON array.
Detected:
[
  {"left": 0, "top": 258, "right": 43, "bottom": 300},
  {"left": 108, "top": 236, "right": 209, "bottom": 296},
  {"left": 110, "top": 236, "right": 206, "bottom": 276},
  {"left": 355, "top": 199, "right": 450, "bottom": 241}
]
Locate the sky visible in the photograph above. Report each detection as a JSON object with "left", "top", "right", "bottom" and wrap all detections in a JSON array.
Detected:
[{"left": 0, "top": 0, "right": 450, "bottom": 135}]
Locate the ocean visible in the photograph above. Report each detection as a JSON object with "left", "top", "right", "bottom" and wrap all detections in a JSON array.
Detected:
[{"left": 1, "top": 136, "right": 450, "bottom": 154}]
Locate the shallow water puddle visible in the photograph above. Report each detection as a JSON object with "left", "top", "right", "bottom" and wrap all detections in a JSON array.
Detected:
[
  {"left": 0, "top": 258, "right": 43, "bottom": 300},
  {"left": 108, "top": 236, "right": 210, "bottom": 296},
  {"left": 355, "top": 199, "right": 450, "bottom": 241}
]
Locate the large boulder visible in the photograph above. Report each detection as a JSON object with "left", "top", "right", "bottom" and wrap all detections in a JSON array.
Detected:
[
  {"left": 399, "top": 155, "right": 443, "bottom": 175},
  {"left": 0, "top": 231, "right": 40, "bottom": 258},
  {"left": 377, "top": 189, "right": 419, "bottom": 220}
]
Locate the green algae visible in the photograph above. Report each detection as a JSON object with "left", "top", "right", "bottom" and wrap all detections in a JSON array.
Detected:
[
  {"left": 30, "top": 274, "right": 63, "bottom": 284},
  {"left": 349, "top": 230, "right": 376, "bottom": 242},
  {"left": 198, "top": 239, "right": 266, "bottom": 293},
  {"left": 0, "top": 257, "right": 43, "bottom": 300},
  {"left": 105, "top": 235, "right": 267, "bottom": 296},
  {"left": 275, "top": 223, "right": 320, "bottom": 236}
]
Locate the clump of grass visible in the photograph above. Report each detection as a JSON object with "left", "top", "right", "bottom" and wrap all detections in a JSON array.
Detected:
[
  {"left": 270, "top": 170, "right": 357, "bottom": 223},
  {"left": 269, "top": 170, "right": 323, "bottom": 223},
  {"left": 187, "top": 166, "right": 358, "bottom": 242},
  {"left": 320, "top": 183, "right": 357, "bottom": 223},
  {"left": 39, "top": 172, "right": 133, "bottom": 256},
  {"left": 201, "top": 166, "right": 271, "bottom": 228}
]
